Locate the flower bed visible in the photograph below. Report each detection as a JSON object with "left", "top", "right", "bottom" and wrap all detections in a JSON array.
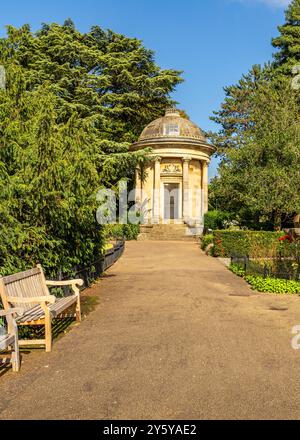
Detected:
[{"left": 230, "top": 263, "right": 300, "bottom": 294}]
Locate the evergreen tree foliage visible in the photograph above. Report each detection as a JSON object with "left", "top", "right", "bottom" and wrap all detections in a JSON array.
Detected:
[
  {"left": 210, "top": 65, "right": 267, "bottom": 153},
  {"left": 210, "top": 0, "right": 300, "bottom": 229},
  {"left": 211, "top": 82, "right": 300, "bottom": 229},
  {"left": 272, "top": 0, "right": 300, "bottom": 75},
  {"left": 0, "top": 22, "right": 182, "bottom": 275}
]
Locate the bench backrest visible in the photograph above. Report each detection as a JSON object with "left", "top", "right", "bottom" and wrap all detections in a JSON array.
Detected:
[{"left": 0, "top": 265, "right": 50, "bottom": 312}]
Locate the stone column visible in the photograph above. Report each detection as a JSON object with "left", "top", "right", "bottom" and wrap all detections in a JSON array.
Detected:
[
  {"left": 202, "top": 160, "right": 209, "bottom": 214},
  {"left": 153, "top": 157, "right": 161, "bottom": 223},
  {"left": 182, "top": 157, "right": 191, "bottom": 223},
  {"left": 135, "top": 166, "right": 142, "bottom": 205}
]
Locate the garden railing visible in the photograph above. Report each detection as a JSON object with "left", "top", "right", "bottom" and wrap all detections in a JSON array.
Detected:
[{"left": 231, "top": 254, "right": 300, "bottom": 281}]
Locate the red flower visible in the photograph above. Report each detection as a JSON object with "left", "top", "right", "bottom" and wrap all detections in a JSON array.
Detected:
[{"left": 278, "top": 235, "right": 293, "bottom": 243}]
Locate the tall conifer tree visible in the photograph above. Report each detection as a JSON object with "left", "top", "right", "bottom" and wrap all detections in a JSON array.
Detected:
[
  {"left": 0, "top": 21, "right": 183, "bottom": 275},
  {"left": 272, "top": 0, "right": 300, "bottom": 74}
]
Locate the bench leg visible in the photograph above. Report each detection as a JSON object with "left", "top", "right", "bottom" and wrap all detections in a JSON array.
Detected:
[
  {"left": 76, "top": 296, "right": 81, "bottom": 322},
  {"left": 45, "top": 315, "right": 52, "bottom": 352},
  {"left": 11, "top": 341, "right": 20, "bottom": 372}
]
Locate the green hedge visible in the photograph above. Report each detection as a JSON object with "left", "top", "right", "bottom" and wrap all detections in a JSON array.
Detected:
[
  {"left": 213, "top": 230, "right": 284, "bottom": 258},
  {"left": 104, "top": 224, "right": 140, "bottom": 241},
  {"left": 204, "top": 210, "right": 231, "bottom": 230},
  {"left": 201, "top": 234, "right": 214, "bottom": 251}
]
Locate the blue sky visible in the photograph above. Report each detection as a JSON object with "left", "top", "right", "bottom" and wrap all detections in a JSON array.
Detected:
[{"left": 0, "top": 0, "right": 291, "bottom": 177}]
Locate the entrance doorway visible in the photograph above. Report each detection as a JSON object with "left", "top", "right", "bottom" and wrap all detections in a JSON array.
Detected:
[{"left": 164, "top": 183, "right": 180, "bottom": 220}]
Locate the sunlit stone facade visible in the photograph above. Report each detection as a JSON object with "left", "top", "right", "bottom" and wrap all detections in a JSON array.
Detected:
[{"left": 131, "top": 108, "right": 215, "bottom": 234}]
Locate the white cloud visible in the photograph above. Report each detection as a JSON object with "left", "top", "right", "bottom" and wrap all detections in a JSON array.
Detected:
[
  {"left": 237, "top": 0, "right": 291, "bottom": 8},
  {"left": 259, "top": 0, "right": 291, "bottom": 6}
]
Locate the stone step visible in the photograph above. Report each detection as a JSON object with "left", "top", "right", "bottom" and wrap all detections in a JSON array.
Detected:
[
  {"left": 144, "top": 236, "right": 194, "bottom": 240},
  {"left": 138, "top": 224, "right": 201, "bottom": 242},
  {"left": 138, "top": 235, "right": 197, "bottom": 242},
  {"left": 140, "top": 225, "right": 187, "bottom": 232},
  {"left": 138, "top": 234, "right": 199, "bottom": 241},
  {"left": 151, "top": 231, "right": 192, "bottom": 235}
]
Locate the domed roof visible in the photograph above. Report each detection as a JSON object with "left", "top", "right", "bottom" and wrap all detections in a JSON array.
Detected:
[{"left": 138, "top": 108, "right": 207, "bottom": 143}]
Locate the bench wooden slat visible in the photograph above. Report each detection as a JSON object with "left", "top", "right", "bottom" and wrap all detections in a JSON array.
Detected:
[
  {"left": 3, "top": 267, "right": 41, "bottom": 285},
  {"left": 16, "top": 305, "right": 44, "bottom": 323},
  {"left": 50, "top": 296, "right": 77, "bottom": 317},
  {"left": 0, "top": 334, "right": 15, "bottom": 350},
  {"left": 0, "top": 265, "right": 82, "bottom": 352},
  {"left": 5, "top": 273, "right": 49, "bottom": 312},
  {"left": 0, "top": 311, "right": 20, "bottom": 371},
  {"left": 16, "top": 296, "right": 78, "bottom": 323}
]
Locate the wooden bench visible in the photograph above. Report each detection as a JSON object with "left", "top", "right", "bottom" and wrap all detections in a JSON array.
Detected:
[
  {"left": 0, "top": 265, "right": 84, "bottom": 352},
  {"left": 0, "top": 308, "right": 22, "bottom": 372}
]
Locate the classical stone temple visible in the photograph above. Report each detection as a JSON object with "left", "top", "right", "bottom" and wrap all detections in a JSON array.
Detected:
[{"left": 131, "top": 108, "right": 215, "bottom": 236}]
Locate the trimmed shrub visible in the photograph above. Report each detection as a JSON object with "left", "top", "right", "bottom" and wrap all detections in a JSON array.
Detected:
[
  {"left": 122, "top": 224, "right": 140, "bottom": 240},
  {"left": 201, "top": 234, "right": 214, "bottom": 251},
  {"left": 204, "top": 210, "right": 231, "bottom": 231},
  {"left": 104, "top": 224, "right": 140, "bottom": 241},
  {"left": 213, "top": 230, "right": 284, "bottom": 258}
]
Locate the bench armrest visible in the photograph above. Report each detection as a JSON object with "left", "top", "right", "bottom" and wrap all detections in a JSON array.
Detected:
[
  {"left": 7, "top": 296, "right": 56, "bottom": 305},
  {"left": 46, "top": 279, "right": 84, "bottom": 287},
  {"left": 0, "top": 308, "right": 23, "bottom": 317}
]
